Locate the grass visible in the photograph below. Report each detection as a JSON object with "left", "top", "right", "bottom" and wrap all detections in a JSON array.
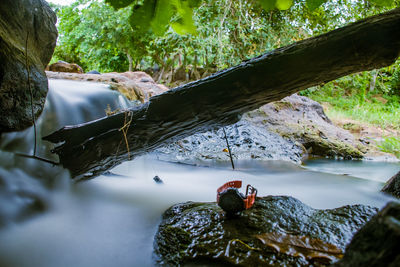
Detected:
[
  {"left": 300, "top": 69, "right": 400, "bottom": 159},
  {"left": 377, "top": 137, "right": 400, "bottom": 159},
  {"left": 301, "top": 74, "right": 400, "bottom": 131}
]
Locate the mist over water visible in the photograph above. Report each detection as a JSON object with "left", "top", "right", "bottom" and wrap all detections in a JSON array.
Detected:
[{"left": 0, "top": 79, "right": 398, "bottom": 267}]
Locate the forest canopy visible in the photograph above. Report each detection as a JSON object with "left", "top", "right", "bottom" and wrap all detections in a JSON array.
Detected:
[{"left": 51, "top": 0, "right": 398, "bottom": 76}]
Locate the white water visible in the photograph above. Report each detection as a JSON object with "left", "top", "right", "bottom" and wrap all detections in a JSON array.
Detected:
[{"left": 0, "top": 79, "right": 398, "bottom": 267}]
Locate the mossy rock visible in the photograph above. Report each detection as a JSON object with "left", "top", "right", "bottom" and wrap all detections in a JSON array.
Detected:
[{"left": 154, "top": 196, "right": 377, "bottom": 266}]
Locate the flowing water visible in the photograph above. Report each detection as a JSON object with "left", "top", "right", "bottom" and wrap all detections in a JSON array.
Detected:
[{"left": 0, "top": 79, "right": 398, "bottom": 267}]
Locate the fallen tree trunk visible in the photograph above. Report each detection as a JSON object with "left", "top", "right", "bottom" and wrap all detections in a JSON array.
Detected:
[{"left": 44, "top": 8, "right": 400, "bottom": 180}]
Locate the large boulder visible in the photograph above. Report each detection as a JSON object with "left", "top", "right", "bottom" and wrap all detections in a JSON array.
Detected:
[
  {"left": 334, "top": 201, "right": 400, "bottom": 267},
  {"left": 156, "top": 94, "right": 365, "bottom": 165},
  {"left": 154, "top": 196, "right": 377, "bottom": 266},
  {"left": 250, "top": 94, "right": 365, "bottom": 159},
  {"left": 0, "top": 0, "right": 57, "bottom": 133}
]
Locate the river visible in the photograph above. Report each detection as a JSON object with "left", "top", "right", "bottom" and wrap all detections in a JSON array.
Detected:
[{"left": 0, "top": 79, "right": 398, "bottom": 267}]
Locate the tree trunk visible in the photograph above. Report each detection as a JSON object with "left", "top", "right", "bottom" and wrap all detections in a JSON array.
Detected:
[
  {"left": 43, "top": 8, "right": 400, "bottom": 181},
  {"left": 126, "top": 51, "right": 133, "bottom": 72}
]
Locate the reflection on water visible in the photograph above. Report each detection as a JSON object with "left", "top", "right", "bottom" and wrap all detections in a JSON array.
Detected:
[
  {"left": 0, "top": 79, "right": 398, "bottom": 267},
  {"left": 0, "top": 154, "right": 397, "bottom": 267}
]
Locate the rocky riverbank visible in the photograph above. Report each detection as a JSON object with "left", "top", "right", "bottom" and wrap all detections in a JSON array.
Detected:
[
  {"left": 47, "top": 70, "right": 375, "bottom": 164},
  {"left": 156, "top": 94, "right": 371, "bottom": 165}
]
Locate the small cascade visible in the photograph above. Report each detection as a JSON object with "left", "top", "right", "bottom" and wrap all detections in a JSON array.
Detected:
[{"left": 0, "top": 79, "right": 134, "bottom": 159}]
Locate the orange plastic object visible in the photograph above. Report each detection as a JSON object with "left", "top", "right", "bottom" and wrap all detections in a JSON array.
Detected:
[{"left": 217, "top": 180, "right": 257, "bottom": 210}]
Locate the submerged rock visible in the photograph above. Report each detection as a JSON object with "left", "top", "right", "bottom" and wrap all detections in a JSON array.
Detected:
[
  {"left": 381, "top": 171, "right": 400, "bottom": 198},
  {"left": 154, "top": 196, "right": 377, "bottom": 266},
  {"left": 0, "top": 0, "right": 57, "bottom": 132},
  {"left": 334, "top": 201, "right": 400, "bottom": 267}
]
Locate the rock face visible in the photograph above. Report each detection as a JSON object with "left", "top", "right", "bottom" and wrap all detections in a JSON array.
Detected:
[
  {"left": 156, "top": 119, "right": 304, "bottom": 165},
  {"left": 47, "top": 61, "right": 83, "bottom": 73},
  {"left": 156, "top": 94, "right": 365, "bottom": 165},
  {"left": 381, "top": 171, "right": 400, "bottom": 198},
  {"left": 46, "top": 71, "right": 168, "bottom": 103},
  {"left": 334, "top": 201, "right": 400, "bottom": 267},
  {"left": 154, "top": 196, "right": 377, "bottom": 266},
  {"left": 247, "top": 94, "right": 365, "bottom": 159},
  {"left": 0, "top": 0, "right": 57, "bottom": 133}
]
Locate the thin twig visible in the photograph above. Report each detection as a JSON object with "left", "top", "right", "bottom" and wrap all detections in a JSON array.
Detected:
[
  {"left": 119, "top": 111, "right": 133, "bottom": 160},
  {"left": 15, "top": 153, "right": 60, "bottom": 165},
  {"left": 25, "top": 30, "right": 37, "bottom": 156},
  {"left": 222, "top": 127, "right": 235, "bottom": 170}
]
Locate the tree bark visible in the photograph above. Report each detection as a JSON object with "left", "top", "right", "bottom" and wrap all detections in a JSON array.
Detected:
[{"left": 44, "top": 8, "right": 400, "bottom": 181}]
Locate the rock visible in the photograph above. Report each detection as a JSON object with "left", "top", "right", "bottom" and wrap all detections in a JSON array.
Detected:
[
  {"left": 381, "top": 171, "right": 400, "bottom": 198},
  {"left": 46, "top": 71, "right": 168, "bottom": 103},
  {"left": 249, "top": 94, "right": 365, "bottom": 159},
  {"left": 156, "top": 119, "right": 304, "bottom": 165},
  {"left": 47, "top": 61, "right": 83, "bottom": 73},
  {"left": 154, "top": 196, "right": 377, "bottom": 266},
  {"left": 333, "top": 201, "right": 400, "bottom": 267},
  {"left": 0, "top": 0, "right": 57, "bottom": 132},
  {"left": 156, "top": 94, "right": 365, "bottom": 165},
  {"left": 87, "top": 70, "right": 101, "bottom": 74}
]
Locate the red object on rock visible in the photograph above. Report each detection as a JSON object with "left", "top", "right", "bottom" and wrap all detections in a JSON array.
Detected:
[{"left": 217, "top": 180, "right": 257, "bottom": 213}]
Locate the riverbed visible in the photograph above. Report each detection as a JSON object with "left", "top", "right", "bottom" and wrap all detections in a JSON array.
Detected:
[{"left": 0, "top": 80, "right": 398, "bottom": 267}]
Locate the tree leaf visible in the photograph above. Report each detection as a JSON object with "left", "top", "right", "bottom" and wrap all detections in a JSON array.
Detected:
[
  {"left": 129, "top": 0, "right": 156, "bottom": 34},
  {"left": 105, "top": 0, "right": 135, "bottom": 9},
  {"left": 275, "top": 0, "right": 293, "bottom": 10},
  {"left": 150, "top": 0, "right": 174, "bottom": 36},
  {"left": 171, "top": 0, "right": 197, "bottom": 35},
  {"left": 306, "top": 0, "right": 325, "bottom": 11},
  {"left": 369, "top": 0, "right": 395, "bottom": 6},
  {"left": 258, "top": 0, "right": 276, "bottom": 11},
  {"left": 256, "top": 232, "right": 344, "bottom": 263}
]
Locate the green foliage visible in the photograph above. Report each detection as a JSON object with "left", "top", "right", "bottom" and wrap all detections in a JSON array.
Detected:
[
  {"left": 390, "top": 69, "right": 400, "bottom": 95},
  {"left": 306, "top": 0, "right": 325, "bottom": 11},
  {"left": 377, "top": 137, "right": 400, "bottom": 159},
  {"left": 301, "top": 60, "right": 400, "bottom": 130},
  {"left": 105, "top": 0, "right": 135, "bottom": 9}
]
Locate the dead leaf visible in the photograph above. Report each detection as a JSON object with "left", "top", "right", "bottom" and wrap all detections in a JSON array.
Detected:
[{"left": 256, "top": 232, "right": 343, "bottom": 264}]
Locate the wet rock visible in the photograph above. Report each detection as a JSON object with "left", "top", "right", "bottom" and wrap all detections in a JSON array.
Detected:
[
  {"left": 333, "top": 201, "right": 400, "bottom": 267},
  {"left": 0, "top": 0, "right": 58, "bottom": 132},
  {"left": 154, "top": 196, "right": 377, "bottom": 266},
  {"left": 47, "top": 60, "right": 83, "bottom": 73},
  {"left": 156, "top": 120, "right": 304, "bottom": 165},
  {"left": 248, "top": 94, "right": 365, "bottom": 159},
  {"left": 46, "top": 71, "right": 168, "bottom": 103},
  {"left": 381, "top": 171, "right": 400, "bottom": 198},
  {"left": 156, "top": 94, "right": 364, "bottom": 165}
]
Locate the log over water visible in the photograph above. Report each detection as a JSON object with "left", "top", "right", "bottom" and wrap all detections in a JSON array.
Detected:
[{"left": 44, "top": 8, "right": 400, "bottom": 180}]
